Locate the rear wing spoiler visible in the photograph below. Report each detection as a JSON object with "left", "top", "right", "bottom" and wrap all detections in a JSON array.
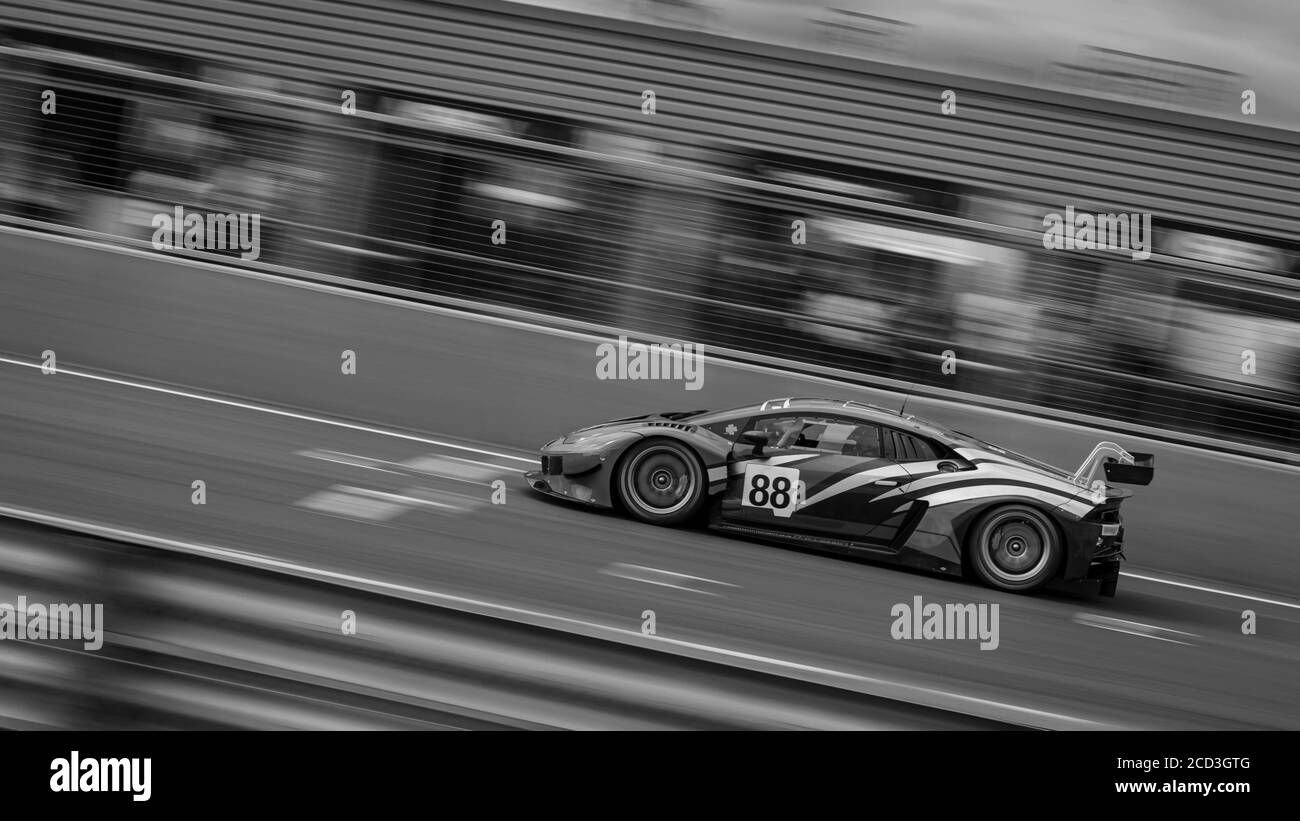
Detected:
[{"left": 1071, "top": 443, "right": 1155, "bottom": 496}]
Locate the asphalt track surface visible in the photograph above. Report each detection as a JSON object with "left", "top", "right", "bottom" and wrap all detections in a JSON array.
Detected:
[
  {"left": 3, "top": 519, "right": 996, "bottom": 730},
  {"left": 1, "top": 233, "right": 1298, "bottom": 728}
]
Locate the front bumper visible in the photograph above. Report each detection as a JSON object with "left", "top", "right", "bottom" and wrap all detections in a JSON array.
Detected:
[
  {"left": 523, "top": 470, "right": 607, "bottom": 506},
  {"left": 523, "top": 432, "right": 637, "bottom": 509}
]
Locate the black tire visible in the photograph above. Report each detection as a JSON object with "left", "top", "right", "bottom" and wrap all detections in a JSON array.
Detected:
[
  {"left": 616, "top": 439, "right": 708, "bottom": 527},
  {"left": 967, "top": 504, "right": 1062, "bottom": 593}
]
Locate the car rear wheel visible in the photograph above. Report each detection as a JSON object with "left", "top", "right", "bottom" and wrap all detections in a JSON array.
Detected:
[
  {"left": 617, "top": 440, "right": 707, "bottom": 527},
  {"left": 968, "top": 504, "right": 1062, "bottom": 592}
]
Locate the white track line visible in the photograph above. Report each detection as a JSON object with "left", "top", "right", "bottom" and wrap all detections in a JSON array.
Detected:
[
  {"left": 0, "top": 356, "right": 534, "bottom": 464},
  {"left": 609, "top": 563, "right": 740, "bottom": 588},
  {"left": 1118, "top": 571, "right": 1300, "bottom": 612},
  {"left": 295, "top": 450, "right": 406, "bottom": 474},
  {"left": 599, "top": 563, "right": 737, "bottom": 596},
  {"left": 599, "top": 570, "right": 720, "bottom": 596},
  {"left": 1075, "top": 622, "right": 1194, "bottom": 646},
  {"left": 1073, "top": 613, "right": 1199, "bottom": 646},
  {"left": 4, "top": 354, "right": 1297, "bottom": 613}
]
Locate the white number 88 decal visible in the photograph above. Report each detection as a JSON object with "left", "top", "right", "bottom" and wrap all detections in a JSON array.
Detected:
[{"left": 741, "top": 464, "right": 804, "bottom": 518}]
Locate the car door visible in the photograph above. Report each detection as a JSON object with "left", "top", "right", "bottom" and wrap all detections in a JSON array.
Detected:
[
  {"left": 720, "top": 414, "right": 912, "bottom": 545},
  {"left": 858, "top": 427, "right": 974, "bottom": 544}
]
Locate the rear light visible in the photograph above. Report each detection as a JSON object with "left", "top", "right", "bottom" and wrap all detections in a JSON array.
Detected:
[{"left": 1085, "top": 504, "right": 1123, "bottom": 525}]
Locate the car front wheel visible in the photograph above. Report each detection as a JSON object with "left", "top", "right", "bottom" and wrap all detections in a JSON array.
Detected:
[{"left": 616, "top": 439, "right": 707, "bottom": 527}]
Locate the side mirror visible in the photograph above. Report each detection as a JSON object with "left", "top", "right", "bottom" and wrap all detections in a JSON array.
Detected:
[{"left": 736, "top": 430, "right": 769, "bottom": 456}]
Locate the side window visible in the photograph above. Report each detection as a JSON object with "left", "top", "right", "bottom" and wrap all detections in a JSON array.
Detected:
[
  {"left": 750, "top": 415, "right": 883, "bottom": 456},
  {"left": 885, "top": 429, "right": 941, "bottom": 462},
  {"left": 842, "top": 423, "right": 884, "bottom": 457},
  {"left": 750, "top": 415, "right": 802, "bottom": 448}
]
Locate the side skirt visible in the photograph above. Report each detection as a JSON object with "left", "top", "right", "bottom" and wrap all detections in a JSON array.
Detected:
[{"left": 709, "top": 521, "right": 898, "bottom": 556}]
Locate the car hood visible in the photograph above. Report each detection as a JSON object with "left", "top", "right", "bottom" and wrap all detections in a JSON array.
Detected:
[{"left": 561, "top": 414, "right": 663, "bottom": 444}]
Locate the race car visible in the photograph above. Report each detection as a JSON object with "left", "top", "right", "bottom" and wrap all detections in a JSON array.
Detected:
[{"left": 523, "top": 397, "right": 1154, "bottom": 596}]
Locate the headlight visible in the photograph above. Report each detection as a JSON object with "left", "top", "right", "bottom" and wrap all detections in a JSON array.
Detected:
[{"left": 561, "top": 431, "right": 632, "bottom": 448}]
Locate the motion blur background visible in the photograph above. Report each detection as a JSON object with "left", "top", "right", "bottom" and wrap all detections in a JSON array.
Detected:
[
  {"left": 1, "top": 0, "right": 1299, "bottom": 729},
  {"left": 2, "top": 0, "right": 1298, "bottom": 449}
]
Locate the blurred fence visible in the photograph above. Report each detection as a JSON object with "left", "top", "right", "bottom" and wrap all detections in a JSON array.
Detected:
[{"left": 0, "top": 0, "right": 1298, "bottom": 452}]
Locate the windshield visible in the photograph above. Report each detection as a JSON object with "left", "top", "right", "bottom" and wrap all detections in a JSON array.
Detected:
[{"left": 659, "top": 409, "right": 711, "bottom": 421}]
